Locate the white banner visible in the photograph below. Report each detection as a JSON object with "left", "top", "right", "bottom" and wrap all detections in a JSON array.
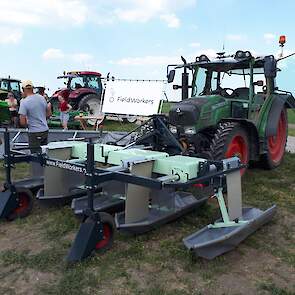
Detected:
[{"left": 102, "top": 80, "right": 165, "bottom": 116}]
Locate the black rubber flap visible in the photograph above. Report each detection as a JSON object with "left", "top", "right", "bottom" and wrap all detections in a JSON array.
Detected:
[
  {"left": 0, "top": 190, "right": 18, "bottom": 218},
  {"left": 66, "top": 218, "right": 103, "bottom": 263}
]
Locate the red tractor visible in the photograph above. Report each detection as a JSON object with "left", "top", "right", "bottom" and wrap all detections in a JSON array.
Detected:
[{"left": 51, "top": 71, "right": 103, "bottom": 118}]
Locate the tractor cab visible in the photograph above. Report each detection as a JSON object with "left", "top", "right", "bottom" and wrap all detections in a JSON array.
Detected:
[
  {"left": 0, "top": 78, "right": 22, "bottom": 101},
  {"left": 60, "top": 71, "right": 102, "bottom": 92},
  {"left": 166, "top": 46, "right": 294, "bottom": 171},
  {"left": 167, "top": 51, "right": 277, "bottom": 126}
]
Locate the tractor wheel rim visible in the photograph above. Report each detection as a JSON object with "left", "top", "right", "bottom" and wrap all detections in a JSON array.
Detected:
[
  {"left": 268, "top": 110, "right": 287, "bottom": 163},
  {"left": 225, "top": 135, "right": 248, "bottom": 164},
  {"left": 85, "top": 99, "right": 104, "bottom": 126},
  {"left": 14, "top": 193, "right": 30, "bottom": 214},
  {"left": 95, "top": 223, "right": 111, "bottom": 250},
  {"left": 86, "top": 100, "right": 101, "bottom": 115}
]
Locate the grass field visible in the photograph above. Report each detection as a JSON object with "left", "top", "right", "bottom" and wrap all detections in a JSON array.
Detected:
[
  {"left": 288, "top": 109, "right": 295, "bottom": 125},
  {"left": 0, "top": 153, "right": 294, "bottom": 294}
]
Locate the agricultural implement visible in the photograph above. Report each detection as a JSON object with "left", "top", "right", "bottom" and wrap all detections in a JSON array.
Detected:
[
  {"left": 166, "top": 43, "right": 295, "bottom": 171},
  {"left": 0, "top": 124, "right": 276, "bottom": 262}
]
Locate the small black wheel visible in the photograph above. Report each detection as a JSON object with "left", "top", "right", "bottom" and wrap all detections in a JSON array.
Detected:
[
  {"left": 6, "top": 188, "right": 34, "bottom": 221},
  {"left": 85, "top": 212, "right": 116, "bottom": 253}
]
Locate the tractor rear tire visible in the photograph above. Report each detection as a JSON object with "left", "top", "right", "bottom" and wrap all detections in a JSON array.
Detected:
[
  {"left": 78, "top": 94, "right": 104, "bottom": 126},
  {"left": 260, "top": 107, "right": 287, "bottom": 169},
  {"left": 209, "top": 122, "right": 249, "bottom": 174}
]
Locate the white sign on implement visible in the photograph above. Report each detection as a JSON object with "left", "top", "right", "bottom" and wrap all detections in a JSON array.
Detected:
[{"left": 102, "top": 80, "right": 165, "bottom": 116}]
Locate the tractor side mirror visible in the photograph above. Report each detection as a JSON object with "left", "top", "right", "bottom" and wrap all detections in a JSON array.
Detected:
[
  {"left": 167, "top": 70, "right": 175, "bottom": 83},
  {"left": 253, "top": 80, "right": 264, "bottom": 87},
  {"left": 264, "top": 55, "right": 277, "bottom": 78}
]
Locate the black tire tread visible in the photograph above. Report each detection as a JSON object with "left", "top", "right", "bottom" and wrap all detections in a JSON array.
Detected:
[
  {"left": 78, "top": 93, "right": 101, "bottom": 111},
  {"left": 209, "top": 121, "right": 242, "bottom": 160}
]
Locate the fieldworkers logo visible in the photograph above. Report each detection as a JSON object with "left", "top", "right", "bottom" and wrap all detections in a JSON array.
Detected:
[
  {"left": 46, "top": 159, "right": 86, "bottom": 174},
  {"left": 109, "top": 96, "right": 154, "bottom": 104}
]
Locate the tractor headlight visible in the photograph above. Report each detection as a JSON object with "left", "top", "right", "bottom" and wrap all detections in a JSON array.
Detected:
[
  {"left": 184, "top": 126, "right": 196, "bottom": 135},
  {"left": 169, "top": 126, "right": 177, "bottom": 134}
]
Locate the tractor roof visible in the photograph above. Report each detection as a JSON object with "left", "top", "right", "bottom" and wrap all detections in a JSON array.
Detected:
[
  {"left": 67, "top": 71, "right": 101, "bottom": 76},
  {"left": 0, "top": 78, "right": 21, "bottom": 82},
  {"left": 57, "top": 71, "right": 102, "bottom": 79},
  {"left": 175, "top": 51, "right": 273, "bottom": 72}
]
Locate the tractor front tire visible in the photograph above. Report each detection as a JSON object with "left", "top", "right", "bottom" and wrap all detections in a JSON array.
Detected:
[
  {"left": 261, "top": 107, "right": 287, "bottom": 169},
  {"left": 209, "top": 122, "right": 249, "bottom": 174}
]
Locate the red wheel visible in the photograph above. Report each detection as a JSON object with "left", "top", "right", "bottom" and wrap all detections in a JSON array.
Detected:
[
  {"left": 225, "top": 135, "right": 249, "bottom": 164},
  {"left": 85, "top": 212, "right": 115, "bottom": 253},
  {"left": 6, "top": 188, "right": 33, "bottom": 221},
  {"left": 95, "top": 223, "right": 112, "bottom": 250},
  {"left": 210, "top": 122, "right": 249, "bottom": 175},
  {"left": 261, "top": 108, "right": 287, "bottom": 169}
]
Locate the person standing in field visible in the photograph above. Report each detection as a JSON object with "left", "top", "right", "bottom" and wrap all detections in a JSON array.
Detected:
[
  {"left": 58, "top": 95, "right": 72, "bottom": 130},
  {"left": 5, "top": 92, "right": 18, "bottom": 127},
  {"left": 18, "top": 80, "right": 52, "bottom": 153}
]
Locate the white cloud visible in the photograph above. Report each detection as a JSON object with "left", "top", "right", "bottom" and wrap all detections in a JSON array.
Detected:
[
  {"left": 42, "top": 48, "right": 65, "bottom": 60},
  {"left": 226, "top": 34, "right": 246, "bottom": 41},
  {"left": 0, "top": 27, "right": 23, "bottom": 44},
  {"left": 264, "top": 33, "right": 276, "bottom": 43},
  {"left": 160, "top": 14, "right": 180, "bottom": 28},
  {"left": 189, "top": 42, "right": 201, "bottom": 48},
  {"left": 0, "top": 0, "right": 89, "bottom": 27},
  {"left": 0, "top": 0, "right": 196, "bottom": 31},
  {"left": 114, "top": 0, "right": 196, "bottom": 27},
  {"left": 42, "top": 48, "right": 93, "bottom": 63}
]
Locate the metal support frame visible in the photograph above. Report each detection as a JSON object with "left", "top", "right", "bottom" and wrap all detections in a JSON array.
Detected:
[
  {"left": 208, "top": 188, "right": 248, "bottom": 229},
  {"left": 1, "top": 128, "right": 244, "bottom": 195}
]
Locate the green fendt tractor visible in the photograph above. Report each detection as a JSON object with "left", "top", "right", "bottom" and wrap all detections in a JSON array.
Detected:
[
  {"left": 167, "top": 49, "right": 295, "bottom": 171},
  {"left": 0, "top": 77, "right": 21, "bottom": 125},
  {"left": 0, "top": 77, "right": 22, "bottom": 101}
]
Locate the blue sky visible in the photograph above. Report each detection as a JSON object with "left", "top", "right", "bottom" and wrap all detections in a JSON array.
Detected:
[{"left": 0, "top": 0, "right": 294, "bottom": 94}]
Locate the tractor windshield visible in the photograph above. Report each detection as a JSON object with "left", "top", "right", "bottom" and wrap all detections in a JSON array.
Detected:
[
  {"left": 0, "top": 80, "right": 9, "bottom": 90},
  {"left": 69, "top": 75, "right": 102, "bottom": 92},
  {"left": 192, "top": 65, "right": 265, "bottom": 97}
]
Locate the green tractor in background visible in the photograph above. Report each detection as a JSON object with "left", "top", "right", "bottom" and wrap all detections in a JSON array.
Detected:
[
  {"left": 0, "top": 77, "right": 22, "bottom": 125},
  {"left": 166, "top": 48, "right": 295, "bottom": 171},
  {"left": 0, "top": 77, "right": 22, "bottom": 101}
]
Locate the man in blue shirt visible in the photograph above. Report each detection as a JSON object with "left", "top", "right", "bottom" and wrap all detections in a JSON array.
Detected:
[{"left": 19, "top": 80, "right": 52, "bottom": 153}]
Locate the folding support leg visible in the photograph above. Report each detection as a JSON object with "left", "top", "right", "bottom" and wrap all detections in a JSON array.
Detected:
[{"left": 124, "top": 161, "right": 153, "bottom": 223}]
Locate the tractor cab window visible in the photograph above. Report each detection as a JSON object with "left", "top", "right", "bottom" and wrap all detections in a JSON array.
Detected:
[
  {"left": 192, "top": 67, "right": 207, "bottom": 96},
  {"left": 10, "top": 81, "right": 20, "bottom": 92},
  {"left": 87, "top": 76, "right": 102, "bottom": 92},
  {"left": 70, "top": 76, "right": 85, "bottom": 89},
  {"left": 0, "top": 80, "right": 9, "bottom": 90}
]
